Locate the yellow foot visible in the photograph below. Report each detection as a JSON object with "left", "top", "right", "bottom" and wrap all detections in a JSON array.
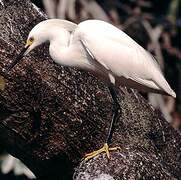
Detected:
[{"left": 84, "top": 143, "right": 121, "bottom": 161}]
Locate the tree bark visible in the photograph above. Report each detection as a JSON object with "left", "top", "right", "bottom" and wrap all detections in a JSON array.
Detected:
[{"left": 0, "top": 0, "right": 180, "bottom": 179}]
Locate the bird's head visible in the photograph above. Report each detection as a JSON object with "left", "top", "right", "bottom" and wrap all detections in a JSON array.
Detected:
[
  {"left": 5, "top": 19, "right": 77, "bottom": 72},
  {"left": 23, "top": 20, "right": 54, "bottom": 56}
]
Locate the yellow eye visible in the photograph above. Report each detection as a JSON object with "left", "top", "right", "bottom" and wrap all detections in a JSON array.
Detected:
[
  {"left": 29, "top": 37, "right": 34, "bottom": 42},
  {"left": 26, "top": 37, "right": 34, "bottom": 46}
]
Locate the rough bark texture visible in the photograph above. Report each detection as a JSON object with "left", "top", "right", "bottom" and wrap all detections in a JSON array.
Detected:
[{"left": 0, "top": 0, "right": 180, "bottom": 179}]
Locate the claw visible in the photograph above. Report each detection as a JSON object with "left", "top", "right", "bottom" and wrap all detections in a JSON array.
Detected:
[{"left": 84, "top": 143, "right": 121, "bottom": 161}]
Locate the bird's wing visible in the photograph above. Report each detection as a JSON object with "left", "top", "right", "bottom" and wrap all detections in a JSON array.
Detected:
[{"left": 76, "top": 20, "right": 175, "bottom": 97}]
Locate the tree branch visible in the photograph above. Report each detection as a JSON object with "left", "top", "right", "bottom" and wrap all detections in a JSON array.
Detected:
[{"left": 0, "top": 0, "right": 180, "bottom": 179}]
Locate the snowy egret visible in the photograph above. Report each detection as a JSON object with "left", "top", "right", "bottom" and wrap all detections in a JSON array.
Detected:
[{"left": 5, "top": 19, "right": 176, "bottom": 160}]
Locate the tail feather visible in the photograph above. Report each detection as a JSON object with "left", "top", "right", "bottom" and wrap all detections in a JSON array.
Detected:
[{"left": 153, "top": 73, "right": 176, "bottom": 98}]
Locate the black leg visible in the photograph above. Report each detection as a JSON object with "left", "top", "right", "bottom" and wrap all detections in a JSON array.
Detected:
[
  {"left": 84, "top": 84, "right": 121, "bottom": 161},
  {"left": 106, "top": 84, "right": 121, "bottom": 145}
]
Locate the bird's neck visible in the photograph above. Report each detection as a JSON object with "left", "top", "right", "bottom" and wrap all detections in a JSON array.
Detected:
[
  {"left": 49, "top": 30, "right": 94, "bottom": 70},
  {"left": 49, "top": 34, "right": 76, "bottom": 67},
  {"left": 49, "top": 42, "right": 70, "bottom": 66},
  {"left": 50, "top": 28, "right": 71, "bottom": 47}
]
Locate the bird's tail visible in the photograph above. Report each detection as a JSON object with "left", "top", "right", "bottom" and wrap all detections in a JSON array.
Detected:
[{"left": 153, "top": 73, "right": 176, "bottom": 98}]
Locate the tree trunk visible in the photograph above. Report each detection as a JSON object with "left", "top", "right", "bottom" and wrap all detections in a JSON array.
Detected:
[{"left": 0, "top": 0, "right": 180, "bottom": 179}]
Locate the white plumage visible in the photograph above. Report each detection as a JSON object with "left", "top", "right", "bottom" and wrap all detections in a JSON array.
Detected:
[
  {"left": 8, "top": 19, "right": 176, "bottom": 161},
  {"left": 24, "top": 19, "right": 175, "bottom": 97}
]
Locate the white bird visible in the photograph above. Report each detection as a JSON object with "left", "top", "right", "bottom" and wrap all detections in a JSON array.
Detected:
[{"left": 5, "top": 19, "right": 176, "bottom": 160}]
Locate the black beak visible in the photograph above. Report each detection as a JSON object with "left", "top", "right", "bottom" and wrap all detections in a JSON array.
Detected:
[{"left": 5, "top": 45, "right": 30, "bottom": 72}]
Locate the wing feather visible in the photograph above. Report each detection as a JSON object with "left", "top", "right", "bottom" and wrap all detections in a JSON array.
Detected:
[{"left": 76, "top": 20, "right": 176, "bottom": 97}]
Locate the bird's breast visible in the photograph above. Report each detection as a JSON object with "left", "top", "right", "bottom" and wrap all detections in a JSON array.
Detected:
[{"left": 49, "top": 43, "right": 95, "bottom": 71}]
